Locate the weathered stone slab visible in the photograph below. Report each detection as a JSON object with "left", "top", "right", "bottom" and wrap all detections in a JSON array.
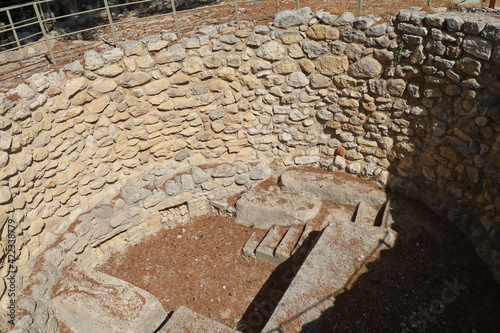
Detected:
[
  {"left": 235, "top": 177, "right": 321, "bottom": 229},
  {"left": 159, "top": 306, "right": 239, "bottom": 333},
  {"left": 279, "top": 169, "right": 387, "bottom": 206},
  {"left": 262, "top": 221, "right": 395, "bottom": 332},
  {"left": 53, "top": 268, "right": 167, "bottom": 333}
]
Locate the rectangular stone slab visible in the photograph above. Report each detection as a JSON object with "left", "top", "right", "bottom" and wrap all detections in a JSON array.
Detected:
[
  {"left": 158, "top": 306, "right": 240, "bottom": 333},
  {"left": 262, "top": 221, "right": 396, "bottom": 333},
  {"left": 52, "top": 267, "right": 167, "bottom": 333}
]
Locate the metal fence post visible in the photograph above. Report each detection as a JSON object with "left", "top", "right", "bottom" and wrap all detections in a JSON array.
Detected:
[
  {"left": 359, "top": 0, "right": 362, "bottom": 13},
  {"left": 6, "top": 9, "right": 20, "bottom": 49},
  {"left": 489, "top": 0, "right": 496, "bottom": 8},
  {"left": 33, "top": 2, "right": 57, "bottom": 65},
  {"left": 296, "top": 0, "right": 300, "bottom": 10},
  {"left": 233, "top": 0, "right": 240, "bottom": 25},
  {"left": 103, "top": 0, "right": 119, "bottom": 46},
  {"left": 170, "top": 0, "right": 181, "bottom": 38},
  {"left": 428, "top": 0, "right": 431, "bottom": 7}
]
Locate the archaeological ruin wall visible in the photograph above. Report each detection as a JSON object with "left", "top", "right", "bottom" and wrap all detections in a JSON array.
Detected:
[{"left": 0, "top": 6, "right": 499, "bottom": 331}]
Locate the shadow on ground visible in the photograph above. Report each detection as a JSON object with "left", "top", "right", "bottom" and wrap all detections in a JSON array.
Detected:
[{"left": 240, "top": 193, "right": 500, "bottom": 333}]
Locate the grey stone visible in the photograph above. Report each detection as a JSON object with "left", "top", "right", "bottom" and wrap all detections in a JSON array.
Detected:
[
  {"left": 63, "top": 61, "right": 84, "bottom": 76},
  {"left": 53, "top": 268, "right": 167, "bottom": 333},
  {"left": 120, "top": 185, "right": 151, "bottom": 204},
  {"left": 463, "top": 19, "right": 487, "bottom": 35},
  {"left": 457, "top": 56, "right": 482, "bottom": 76},
  {"left": 12, "top": 83, "right": 36, "bottom": 100},
  {"left": 397, "top": 22, "right": 428, "bottom": 36},
  {"left": 256, "top": 41, "right": 286, "bottom": 61},
  {"left": 211, "top": 164, "right": 236, "bottom": 178},
  {"left": 219, "top": 34, "right": 238, "bottom": 45},
  {"left": 353, "top": 16, "right": 375, "bottom": 30},
  {"left": 198, "top": 26, "right": 217, "bottom": 36},
  {"left": 445, "top": 16, "right": 464, "bottom": 32},
  {"left": 101, "top": 48, "right": 124, "bottom": 63},
  {"left": 164, "top": 180, "right": 182, "bottom": 196},
  {"left": 481, "top": 22, "right": 500, "bottom": 42},
  {"left": 348, "top": 57, "right": 382, "bottom": 78},
  {"left": 340, "top": 28, "right": 367, "bottom": 43},
  {"left": 180, "top": 174, "right": 195, "bottom": 191},
  {"left": 123, "top": 40, "right": 143, "bottom": 56},
  {"left": 254, "top": 25, "right": 270, "bottom": 35},
  {"left": 0, "top": 130, "right": 12, "bottom": 150},
  {"left": 192, "top": 167, "right": 211, "bottom": 184},
  {"left": 333, "top": 12, "right": 355, "bottom": 26},
  {"left": 160, "top": 306, "right": 238, "bottom": 332},
  {"left": 366, "top": 23, "right": 388, "bottom": 37},
  {"left": 320, "top": 14, "right": 338, "bottom": 25},
  {"left": 84, "top": 50, "right": 104, "bottom": 70},
  {"left": 274, "top": 7, "right": 313, "bottom": 29},
  {"left": 286, "top": 72, "right": 309, "bottom": 88},
  {"left": 249, "top": 159, "right": 271, "bottom": 180},
  {"left": 463, "top": 36, "right": 493, "bottom": 60},
  {"left": 302, "top": 41, "right": 328, "bottom": 58},
  {"left": 280, "top": 169, "right": 387, "bottom": 206}
]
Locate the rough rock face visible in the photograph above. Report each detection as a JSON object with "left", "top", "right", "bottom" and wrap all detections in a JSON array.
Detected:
[
  {"left": 0, "top": 6, "right": 500, "bottom": 331},
  {"left": 52, "top": 268, "right": 167, "bottom": 333}
]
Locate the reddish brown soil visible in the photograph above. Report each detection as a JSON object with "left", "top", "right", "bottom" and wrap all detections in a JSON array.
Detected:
[{"left": 97, "top": 212, "right": 276, "bottom": 329}]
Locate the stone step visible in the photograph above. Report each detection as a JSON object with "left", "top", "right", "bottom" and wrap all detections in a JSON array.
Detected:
[
  {"left": 262, "top": 221, "right": 397, "bottom": 333},
  {"left": 158, "top": 306, "right": 240, "bottom": 333},
  {"left": 275, "top": 225, "right": 303, "bottom": 263},
  {"left": 242, "top": 229, "right": 266, "bottom": 258},
  {"left": 255, "top": 225, "right": 288, "bottom": 265},
  {"left": 353, "top": 200, "right": 382, "bottom": 226}
]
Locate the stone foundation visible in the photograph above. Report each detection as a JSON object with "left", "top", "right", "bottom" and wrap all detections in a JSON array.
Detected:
[{"left": 0, "top": 5, "right": 499, "bottom": 331}]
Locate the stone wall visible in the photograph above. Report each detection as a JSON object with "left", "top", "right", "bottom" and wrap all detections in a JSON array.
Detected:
[{"left": 0, "top": 6, "right": 499, "bottom": 331}]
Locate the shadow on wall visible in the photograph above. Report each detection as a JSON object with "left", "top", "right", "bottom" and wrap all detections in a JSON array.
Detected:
[{"left": 261, "top": 193, "right": 500, "bottom": 333}]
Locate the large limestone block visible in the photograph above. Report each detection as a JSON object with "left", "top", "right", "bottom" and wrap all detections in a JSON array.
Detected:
[
  {"left": 159, "top": 306, "right": 239, "bottom": 333},
  {"left": 53, "top": 268, "right": 167, "bottom": 333},
  {"left": 235, "top": 176, "right": 321, "bottom": 229},
  {"left": 279, "top": 169, "right": 386, "bottom": 206}
]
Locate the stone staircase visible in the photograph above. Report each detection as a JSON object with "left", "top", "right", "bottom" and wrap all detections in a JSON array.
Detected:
[
  {"left": 241, "top": 198, "right": 390, "bottom": 266},
  {"left": 156, "top": 169, "right": 394, "bottom": 333}
]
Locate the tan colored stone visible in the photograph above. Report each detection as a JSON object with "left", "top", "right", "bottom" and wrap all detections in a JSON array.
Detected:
[
  {"left": 277, "top": 31, "right": 303, "bottom": 45},
  {"left": 65, "top": 77, "right": 87, "bottom": 98},
  {"left": 307, "top": 25, "right": 339, "bottom": 40},
  {"left": 299, "top": 58, "right": 315, "bottom": 74},
  {"left": 171, "top": 73, "right": 190, "bottom": 85},
  {"left": 218, "top": 67, "right": 236, "bottom": 81},
  {"left": 87, "top": 96, "right": 110, "bottom": 114},
  {"left": 89, "top": 79, "right": 117, "bottom": 96},
  {"left": 183, "top": 57, "right": 203, "bottom": 74},
  {"left": 144, "top": 78, "right": 170, "bottom": 95},
  {"left": 273, "top": 58, "right": 297, "bottom": 74},
  {"left": 315, "top": 55, "right": 349, "bottom": 76},
  {"left": 120, "top": 72, "right": 152, "bottom": 88}
]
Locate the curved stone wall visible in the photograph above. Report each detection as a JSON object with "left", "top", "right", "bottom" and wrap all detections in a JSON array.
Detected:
[{"left": 0, "top": 6, "right": 499, "bottom": 331}]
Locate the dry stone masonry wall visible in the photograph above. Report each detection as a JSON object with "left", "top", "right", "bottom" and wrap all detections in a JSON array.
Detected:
[{"left": 0, "top": 6, "right": 499, "bottom": 331}]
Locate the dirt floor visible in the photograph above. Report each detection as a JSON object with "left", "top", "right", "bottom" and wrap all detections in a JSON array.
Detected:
[
  {"left": 0, "top": 0, "right": 485, "bottom": 92},
  {"left": 97, "top": 190, "right": 500, "bottom": 333}
]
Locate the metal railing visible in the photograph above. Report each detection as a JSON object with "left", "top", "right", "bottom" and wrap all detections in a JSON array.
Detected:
[{"left": 0, "top": 0, "right": 497, "bottom": 67}]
